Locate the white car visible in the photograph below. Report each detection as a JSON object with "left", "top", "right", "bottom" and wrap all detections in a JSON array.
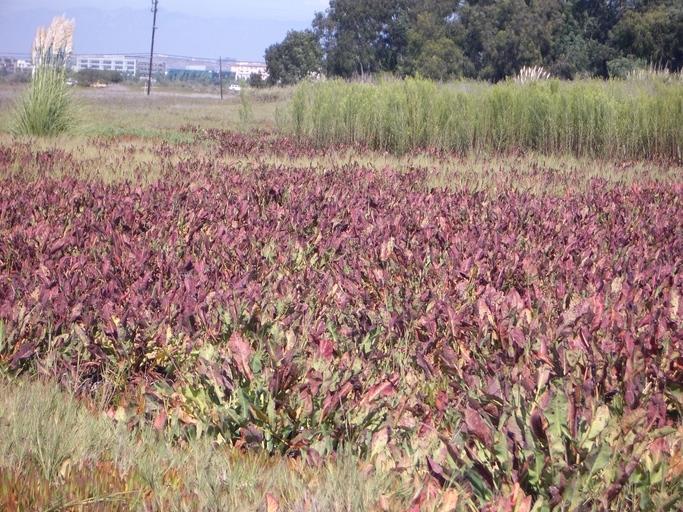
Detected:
[{"left": 229, "top": 84, "right": 241, "bottom": 92}]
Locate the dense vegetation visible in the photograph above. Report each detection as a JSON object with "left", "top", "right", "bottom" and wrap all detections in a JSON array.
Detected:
[
  {"left": 266, "top": 0, "right": 683, "bottom": 82},
  {"left": 282, "top": 77, "right": 683, "bottom": 159},
  {"left": 1, "top": 125, "right": 683, "bottom": 509},
  {"left": 0, "top": 378, "right": 392, "bottom": 511},
  {"left": 1, "top": 26, "right": 683, "bottom": 503}
]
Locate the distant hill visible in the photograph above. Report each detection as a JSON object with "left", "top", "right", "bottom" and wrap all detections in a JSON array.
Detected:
[{"left": 0, "top": 7, "right": 309, "bottom": 62}]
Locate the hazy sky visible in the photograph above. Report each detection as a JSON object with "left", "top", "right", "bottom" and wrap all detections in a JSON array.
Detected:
[
  {"left": 0, "top": 0, "right": 329, "bottom": 60},
  {"left": 1, "top": 0, "right": 329, "bottom": 21}
]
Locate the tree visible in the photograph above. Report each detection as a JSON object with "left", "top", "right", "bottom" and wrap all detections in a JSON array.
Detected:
[
  {"left": 612, "top": 3, "right": 683, "bottom": 71},
  {"left": 313, "top": 0, "right": 415, "bottom": 78},
  {"left": 405, "top": 11, "right": 470, "bottom": 80},
  {"left": 562, "top": 0, "right": 628, "bottom": 76},
  {"left": 249, "top": 73, "right": 267, "bottom": 88},
  {"left": 265, "top": 30, "right": 323, "bottom": 85},
  {"left": 459, "top": 0, "right": 567, "bottom": 81},
  {"left": 291, "top": 0, "right": 682, "bottom": 81},
  {"left": 74, "top": 69, "right": 124, "bottom": 87}
]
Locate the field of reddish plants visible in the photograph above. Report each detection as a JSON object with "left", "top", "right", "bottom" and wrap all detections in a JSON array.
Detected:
[{"left": 1, "top": 129, "right": 683, "bottom": 510}]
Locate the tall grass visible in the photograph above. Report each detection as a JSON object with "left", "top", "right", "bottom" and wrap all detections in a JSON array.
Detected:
[
  {"left": 282, "top": 77, "right": 683, "bottom": 160},
  {"left": 9, "top": 15, "right": 78, "bottom": 136},
  {"left": 238, "top": 83, "right": 254, "bottom": 131}
]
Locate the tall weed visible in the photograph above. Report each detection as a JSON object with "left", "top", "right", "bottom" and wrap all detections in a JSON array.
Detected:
[
  {"left": 238, "top": 84, "right": 254, "bottom": 131},
  {"left": 282, "top": 77, "right": 683, "bottom": 160}
]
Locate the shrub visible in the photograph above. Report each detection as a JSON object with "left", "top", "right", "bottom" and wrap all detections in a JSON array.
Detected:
[
  {"left": 74, "top": 69, "right": 124, "bottom": 87},
  {"left": 1, "top": 71, "right": 31, "bottom": 84},
  {"left": 238, "top": 84, "right": 254, "bottom": 131},
  {"left": 248, "top": 73, "right": 267, "bottom": 89},
  {"left": 9, "top": 15, "right": 78, "bottom": 136}
]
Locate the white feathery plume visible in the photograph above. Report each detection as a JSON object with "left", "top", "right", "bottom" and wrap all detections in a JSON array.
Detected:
[
  {"left": 31, "top": 15, "right": 75, "bottom": 70},
  {"left": 43, "top": 18, "right": 57, "bottom": 56},
  {"left": 51, "top": 15, "right": 75, "bottom": 57},
  {"left": 63, "top": 18, "right": 75, "bottom": 56},
  {"left": 49, "top": 16, "right": 65, "bottom": 53},
  {"left": 14, "top": 14, "right": 78, "bottom": 135},
  {"left": 515, "top": 66, "right": 551, "bottom": 84},
  {"left": 31, "top": 26, "right": 47, "bottom": 66}
]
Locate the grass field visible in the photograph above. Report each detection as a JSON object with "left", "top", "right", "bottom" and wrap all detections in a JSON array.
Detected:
[{"left": 1, "top": 80, "right": 683, "bottom": 511}]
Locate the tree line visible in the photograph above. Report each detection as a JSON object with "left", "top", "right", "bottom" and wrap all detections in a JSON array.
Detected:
[{"left": 265, "top": 0, "right": 683, "bottom": 84}]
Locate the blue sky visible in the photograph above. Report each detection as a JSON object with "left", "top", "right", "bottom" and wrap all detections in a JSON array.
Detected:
[
  {"left": 0, "top": 0, "right": 329, "bottom": 61},
  {"left": 2, "top": 0, "right": 329, "bottom": 21}
]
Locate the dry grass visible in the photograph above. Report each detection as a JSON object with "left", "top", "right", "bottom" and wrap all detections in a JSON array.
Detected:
[
  {"left": 0, "top": 378, "right": 406, "bottom": 511},
  {"left": 1, "top": 83, "right": 282, "bottom": 137},
  {"left": 1, "top": 124, "right": 680, "bottom": 196}
]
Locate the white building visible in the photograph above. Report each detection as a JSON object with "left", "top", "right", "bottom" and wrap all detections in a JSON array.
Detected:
[
  {"left": 230, "top": 61, "right": 268, "bottom": 81},
  {"left": 75, "top": 55, "right": 137, "bottom": 74},
  {"left": 16, "top": 59, "right": 33, "bottom": 71},
  {"left": 136, "top": 59, "right": 166, "bottom": 76}
]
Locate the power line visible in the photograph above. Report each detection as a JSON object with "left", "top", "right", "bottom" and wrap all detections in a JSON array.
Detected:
[{"left": 147, "top": 0, "right": 158, "bottom": 95}]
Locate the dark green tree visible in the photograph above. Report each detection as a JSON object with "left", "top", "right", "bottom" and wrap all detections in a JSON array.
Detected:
[
  {"left": 404, "top": 6, "right": 472, "bottom": 80},
  {"left": 459, "top": 0, "right": 566, "bottom": 81},
  {"left": 313, "top": 0, "right": 415, "bottom": 78},
  {"left": 265, "top": 30, "right": 323, "bottom": 85},
  {"left": 292, "top": 0, "right": 682, "bottom": 81},
  {"left": 249, "top": 73, "right": 267, "bottom": 88},
  {"left": 561, "top": 0, "right": 630, "bottom": 76},
  {"left": 74, "top": 69, "right": 124, "bottom": 87},
  {"left": 612, "top": 2, "right": 683, "bottom": 71}
]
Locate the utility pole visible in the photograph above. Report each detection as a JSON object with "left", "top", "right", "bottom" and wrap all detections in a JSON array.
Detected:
[
  {"left": 219, "top": 57, "right": 223, "bottom": 100},
  {"left": 147, "top": 0, "right": 158, "bottom": 95}
]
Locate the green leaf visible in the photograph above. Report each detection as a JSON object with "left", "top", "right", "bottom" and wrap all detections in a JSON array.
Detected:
[
  {"left": 250, "top": 405, "right": 269, "bottom": 424},
  {"left": 545, "top": 391, "right": 569, "bottom": 472},
  {"left": 530, "top": 496, "right": 549, "bottom": 512},
  {"left": 586, "top": 405, "right": 610, "bottom": 442},
  {"left": 250, "top": 355, "right": 263, "bottom": 374},
  {"left": 0, "top": 319, "right": 5, "bottom": 354},
  {"left": 465, "top": 467, "right": 492, "bottom": 501},
  {"left": 493, "top": 430, "right": 510, "bottom": 473},
  {"left": 523, "top": 448, "right": 545, "bottom": 489},
  {"left": 652, "top": 426, "right": 677, "bottom": 439},
  {"left": 198, "top": 343, "right": 216, "bottom": 362},
  {"left": 588, "top": 441, "right": 612, "bottom": 478}
]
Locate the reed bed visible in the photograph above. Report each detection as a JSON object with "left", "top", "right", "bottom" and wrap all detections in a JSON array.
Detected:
[{"left": 282, "top": 77, "right": 683, "bottom": 160}]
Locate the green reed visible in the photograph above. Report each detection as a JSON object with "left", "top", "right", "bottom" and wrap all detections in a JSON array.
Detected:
[{"left": 282, "top": 77, "right": 683, "bottom": 160}]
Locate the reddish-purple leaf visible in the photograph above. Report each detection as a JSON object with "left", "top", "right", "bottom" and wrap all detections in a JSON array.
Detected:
[
  {"left": 228, "top": 331, "right": 253, "bottom": 382},
  {"left": 426, "top": 456, "right": 447, "bottom": 487},
  {"left": 11, "top": 342, "right": 36, "bottom": 367},
  {"left": 360, "top": 380, "right": 396, "bottom": 407},
  {"left": 317, "top": 338, "right": 335, "bottom": 362},
  {"left": 464, "top": 407, "right": 493, "bottom": 445}
]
